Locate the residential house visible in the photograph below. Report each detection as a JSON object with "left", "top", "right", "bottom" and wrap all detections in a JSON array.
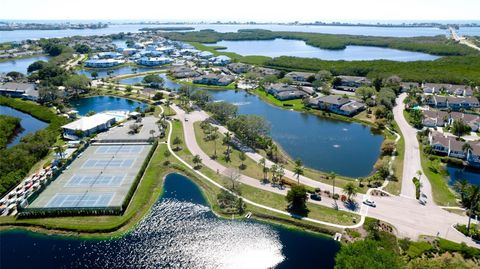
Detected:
[
  {"left": 254, "top": 67, "right": 281, "bottom": 77},
  {"left": 334, "top": 76, "right": 371, "bottom": 92},
  {"left": 198, "top": 51, "right": 214, "bottom": 59},
  {"left": 0, "top": 82, "right": 38, "bottom": 101},
  {"left": 227, "top": 63, "right": 251, "bottom": 74},
  {"left": 315, "top": 95, "right": 366, "bottom": 116},
  {"left": 428, "top": 131, "right": 450, "bottom": 155},
  {"left": 285, "top": 72, "right": 315, "bottom": 82},
  {"left": 136, "top": 57, "right": 172, "bottom": 66},
  {"left": 467, "top": 144, "right": 480, "bottom": 166},
  {"left": 169, "top": 66, "right": 201, "bottom": 79},
  {"left": 211, "top": 55, "right": 231, "bottom": 65},
  {"left": 266, "top": 83, "right": 307, "bottom": 101},
  {"left": 85, "top": 59, "right": 124, "bottom": 68},
  {"left": 62, "top": 113, "right": 116, "bottom": 140},
  {"left": 193, "top": 73, "right": 234, "bottom": 86},
  {"left": 422, "top": 110, "right": 448, "bottom": 127}
]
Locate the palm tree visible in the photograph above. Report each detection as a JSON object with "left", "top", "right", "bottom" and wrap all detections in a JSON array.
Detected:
[
  {"left": 343, "top": 182, "right": 358, "bottom": 201},
  {"left": 463, "top": 143, "right": 472, "bottom": 155},
  {"left": 416, "top": 170, "right": 422, "bottom": 180},
  {"left": 358, "top": 177, "right": 365, "bottom": 187},
  {"left": 259, "top": 157, "right": 268, "bottom": 180},
  {"left": 165, "top": 99, "right": 172, "bottom": 115},
  {"left": 54, "top": 145, "right": 65, "bottom": 160},
  {"left": 223, "top": 132, "right": 232, "bottom": 161},
  {"left": 454, "top": 178, "right": 470, "bottom": 203},
  {"left": 270, "top": 164, "right": 278, "bottom": 184},
  {"left": 192, "top": 154, "right": 202, "bottom": 169},
  {"left": 239, "top": 151, "right": 247, "bottom": 170},
  {"left": 293, "top": 159, "right": 304, "bottom": 184},
  {"left": 466, "top": 185, "right": 480, "bottom": 236},
  {"left": 173, "top": 136, "right": 182, "bottom": 151},
  {"left": 277, "top": 165, "right": 285, "bottom": 184},
  {"left": 330, "top": 172, "right": 337, "bottom": 198},
  {"left": 211, "top": 127, "right": 219, "bottom": 159}
]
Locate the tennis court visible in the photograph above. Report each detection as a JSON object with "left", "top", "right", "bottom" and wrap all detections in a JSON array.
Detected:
[
  {"left": 28, "top": 142, "right": 153, "bottom": 210},
  {"left": 46, "top": 193, "right": 115, "bottom": 208}
]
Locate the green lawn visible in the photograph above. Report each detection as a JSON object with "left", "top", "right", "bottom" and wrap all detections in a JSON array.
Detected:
[
  {"left": 188, "top": 42, "right": 270, "bottom": 65},
  {"left": 420, "top": 147, "right": 458, "bottom": 206}
]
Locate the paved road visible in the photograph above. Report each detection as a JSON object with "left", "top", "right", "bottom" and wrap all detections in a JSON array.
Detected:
[
  {"left": 393, "top": 93, "right": 433, "bottom": 202},
  {"left": 450, "top": 27, "right": 480, "bottom": 52},
  {"left": 171, "top": 103, "right": 479, "bottom": 247}
]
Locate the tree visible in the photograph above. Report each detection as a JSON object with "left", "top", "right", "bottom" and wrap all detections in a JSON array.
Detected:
[
  {"left": 259, "top": 157, "right": 268, "bottom": 180},
  {"left": 73, "top": 44, "right": 91, "bottom": 54},
  {"left": 463, "top": 143, "right": 472, "bottom": 154},
  {"left": 356, "top": 86, "right": 376, "bottom": 101},
  {"left": 454, "top": 178, "right": 470, "bottom": 204},
  {"left": 316, "top": 70, "right": 332, "bottom": 81},
  {"left": 6, "top": 71, "right": 24, "bottom": 80},
  {"left": 226, "top": 115, "right": 271, "bottom": 148},
  {"left": 205, "top": 101, "right": 238, "bottom": 124},
  {"left": 27, "top": 60, "right": 47, "bottom": 73},
  {"left": 225, "top": 168, "right": 241, "bottom": 192},
  {"left": 190, "top": 89, "right": 213, "bottom": 107},
  {"left": 373, "top": 77, "right": 383, "bottom": 91},
  {"left": 330, "top": 172, "right": 337, "bottom": 200},
  {"left": 358, "top": 177, "right": 365, "bottom": 187},
  {"left": 343, "top": 182, "right": 358, "bottom": 201},
  {"left": 152, "top": 92, "right": 163, "bottom": 101},
  {"left": 293, "top": 159, "right": 304, "bottom": 184},
  {"left": 192, "top": 154, "right": 202, "bottom": 169},
  {"left": 149, "top": 129, "right": 156, "bottom": 139},
  {"left": 165, "top": 99, "right": 172, "bottom": 115},
  {"left": 223, "top": 132, "right": 233, "bottom": 161},
  {"left": 452, "top": 119, "right": 471, "bottom": 137},
  {"left": 374, "top": 159, "right": 390, "bottom": 179},
  {"left": 54, "top": 145, "right": 65, "bottom": 160},
  {"left": 142, "top": 74, "right": 164, "bottom": 88},
  {"left": 409, "top": 109, "right": 424, "bottom": 129},
  {"left": 129, "top": 123, "right": 141, "bottom": 134},
  {"left": 238, "top": 151, "right": 247, "bottom": 170},
  {"left": 334, "top": 240, "right": 404, "bottom": 269},
  {"left": 91, "top": 71, "right": 99, "bottom": 80},
  {"left": 286, "top": 185, "right": 309, "bottom": 215},
  {"left": 125, "top": 85, "right": 133, "bottom": 93},
  {"left": 466, "top": 185, "right": 480, "bottom": 236},
  {"left": 173, "top": 136, "right": 182, "bottom": 151}
]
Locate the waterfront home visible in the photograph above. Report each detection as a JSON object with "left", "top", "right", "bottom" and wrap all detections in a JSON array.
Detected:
[
  {"left": 428, "top": 131, "right": 453, "bottom": 155},
  {"left": 254, "top": 67, "right": 281, "bottom": 77},
  {"left": 428, "top": 131, "right": 473, "bottom": 159},
  {"left": 62, "top": 113, "right": 116, "bottom": 140},
  {"left": 211, "top": 55, "right": 231, "bottom": 65},
  {"left": 422, "top": 83, "right": 472, "bottom": 96},
  {"left": 334, "top": 75, "right": 371, "bottom": 92},
  {"left": 285, "top": 72, "right": 316, "bottom": 82},
  {"left": 139, "top": 50, "right": 164, "bottom": 57},
  {"left": 227, "top": 63, "right": 251, "bottom": 74},
  {"left": 169, "top": 66, "right": 201, "bottom": 79},
  {"left": 313, "top": 95, "right": 366, "bottom": 116},
  {"left": 198, "top": 51, "right": 214, "bottom": 59},
  {"left": 0, "top": 82, "right": 38, "bottom": 101},
  {"left": 467, "top": 144, "right": 480, "bottom": 166},
  {"left": 96, "top": 52, "right": 123, "bottom": 59},
  {"left": 193, "top": 73, "right": 234, "bottom": 86},
  {"left": 266, "top": 83, "right": 308, "bottom": 101},
  {"left": 450, "top": 112, "right": 480, "bottom": 132},
  {"left": 136, "top": 57, "right": 172, "bottom": 66},
  {"left": 85, "top": 59, "right": 124, "bottom": 68}
]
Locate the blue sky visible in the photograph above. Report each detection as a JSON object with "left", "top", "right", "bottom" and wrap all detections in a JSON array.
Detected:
[{"left": 1, "top": 0, "right": 479, "bottom": 22}]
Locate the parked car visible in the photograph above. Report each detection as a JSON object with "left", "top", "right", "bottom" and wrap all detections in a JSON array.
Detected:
[
  {"left": 363, "top": 198, "right": 376, "bottom": 207},
  {"left": 310, "top": 193, "right": 321, "bottom": 201}
]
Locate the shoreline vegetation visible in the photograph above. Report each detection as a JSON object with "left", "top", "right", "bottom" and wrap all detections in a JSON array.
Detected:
[
  {"left": 0, "top": 115, "right": 21, "bottom": 149},
  {"left": 157, "top": 30, "right": 480, "bottom": 84}
]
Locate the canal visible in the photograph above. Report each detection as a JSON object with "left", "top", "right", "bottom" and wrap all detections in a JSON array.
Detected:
[{"left": 0, "top": 105, "right": 48, "bottom": 148}]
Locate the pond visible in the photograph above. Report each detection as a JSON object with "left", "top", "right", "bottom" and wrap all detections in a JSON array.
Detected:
[
  {"left": 208, "top": 39, "right": 440, "bottom": 61},
  {"left": 446, "top": 165, "right": 480, "bottom": 186},
  {"left": 207, "top": 90, "right": 383, "bottom": 177},
  {"left": 117, "top": 73, "right": 183, "bottom": 90},
  {"left": 77, "top": 66, "right": 164, "bottom": 79},
  {"left": 69, "top": 96, "right": 147, "bottom": 115},
  {"left": 0, "top": 105, "right": 48, "bottom": 148},
  {"left": 0, "top": 55, "right": 51, "bottom": 74},
  {"left": 0, "top": 173, "right": 340, "bottom": 269}
]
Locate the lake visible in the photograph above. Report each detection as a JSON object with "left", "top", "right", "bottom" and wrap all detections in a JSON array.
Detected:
[
  {"left": 0, "top": 55, "right": 51, "bottom": 74},
  {"left": 0, "top": 105, "right": 48, "bottom": 148},
  {"left": 117, "top": 73, "right": 183, "bottom": 90},
  {"left": 207, "top": 90, "right": 383, "bottom": 177},
  {"left": 0, "top": 173, "right": 340, "bottom": 269},
  {"left": 77, "top": 66, "right": 165, "bottom": 79},
  {"left": 69, "top": 96, "right": 147, "bottom": 115},
  {"left": 209, "top": 39, "right": 440, "bottom": 61},
  {"left": 3, "top": 23, "right": 480, "bottom": 43},
  {"left": 446, "top": 165, "right": 480, "bottom": 186}
]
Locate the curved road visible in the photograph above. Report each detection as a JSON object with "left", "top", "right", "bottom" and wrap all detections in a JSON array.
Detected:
[{"left": 169, "top": 102, "right": 478, "bottom": 247}]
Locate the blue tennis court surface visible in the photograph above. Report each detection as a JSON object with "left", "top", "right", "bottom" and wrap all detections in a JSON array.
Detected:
[
  {"left": 46, "top": 193, "right": 114, "bottom": 208},
  {"left": 65, "top": 175, "right": 125, "bottom": 187},
  {"left": 95, "top": 145, "right": 144, "bottom": 154},
  {"left": 83, "top": 159, "right": 134, "bottom": 168}
]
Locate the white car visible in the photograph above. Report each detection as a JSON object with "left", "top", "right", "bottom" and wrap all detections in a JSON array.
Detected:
[{"left": 363, "top": 199, "right": 376, "bottom": 207}]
